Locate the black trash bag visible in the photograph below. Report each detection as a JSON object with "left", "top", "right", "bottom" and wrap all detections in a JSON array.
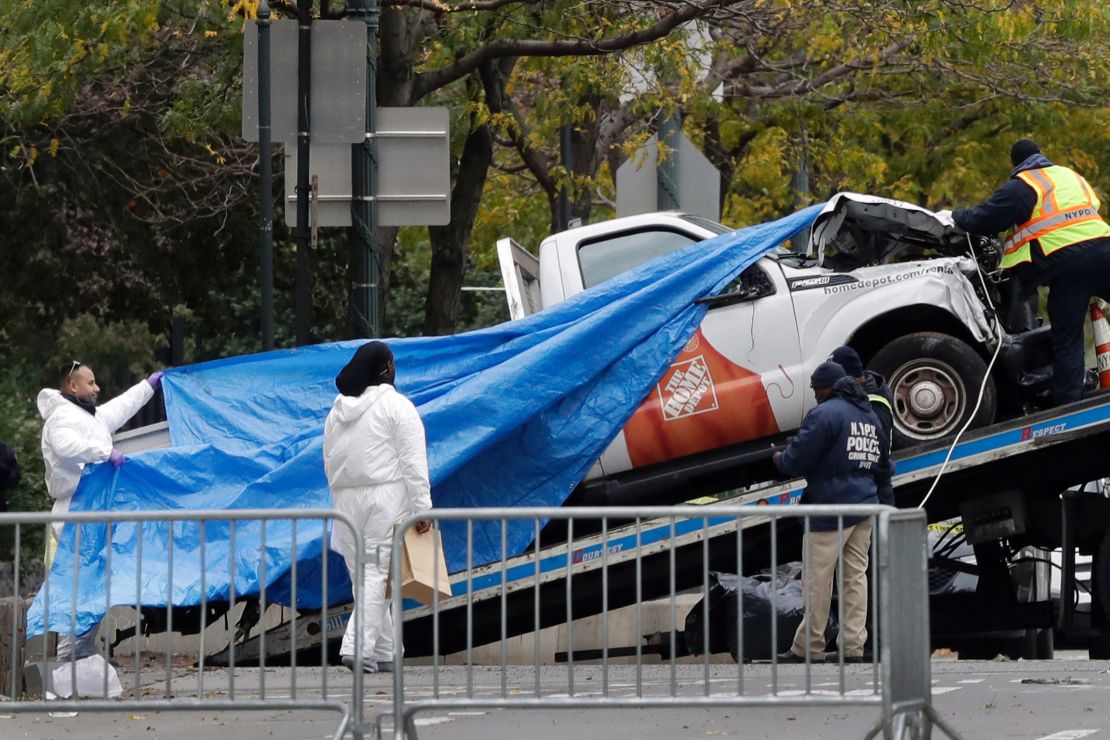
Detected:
[{"left": 685, "top": 564, "right": 838, "bottom": 662}]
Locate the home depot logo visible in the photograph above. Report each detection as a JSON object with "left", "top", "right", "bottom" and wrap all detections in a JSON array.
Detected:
[{"left": 658, "top": 355, "right": 719, "bottom": 421}]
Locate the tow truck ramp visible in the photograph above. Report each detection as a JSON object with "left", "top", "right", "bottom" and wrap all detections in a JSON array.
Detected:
[{"left": 224, "top": 393, "right": 1110, "bottom": 663}]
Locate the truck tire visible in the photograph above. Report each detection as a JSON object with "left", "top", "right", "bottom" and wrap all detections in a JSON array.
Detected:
[{"left": 869, "top": 332, "right": 997, "bottom": 448}]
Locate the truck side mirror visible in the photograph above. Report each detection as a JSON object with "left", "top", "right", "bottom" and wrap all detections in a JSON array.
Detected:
[{"left": 696, "top": 266, "right": 775, "bottom": 309}]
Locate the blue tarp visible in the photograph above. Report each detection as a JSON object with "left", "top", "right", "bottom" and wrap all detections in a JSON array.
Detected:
[{"left": 27, "top": 205, "right": 821, "bottom": 637}]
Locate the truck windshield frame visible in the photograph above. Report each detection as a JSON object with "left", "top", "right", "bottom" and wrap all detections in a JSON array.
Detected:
[{"left": 678, "top": 214, "right": 731, "bottom": 234}]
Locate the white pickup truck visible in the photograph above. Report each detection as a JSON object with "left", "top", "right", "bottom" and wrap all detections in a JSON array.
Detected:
[{"left": 498, "top": 193, "right": 1057, "bottom": 505}]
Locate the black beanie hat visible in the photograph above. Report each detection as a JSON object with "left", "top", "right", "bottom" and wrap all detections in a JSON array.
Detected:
[
  {"left": 810, "top": 361, "right": 846, "bottom": 390},
  {"left": 829, "top": 346, "right": 863, "bottom": 378},
  {"left": 1010, "top": 139, "right": 1040, "bottom": 167}
]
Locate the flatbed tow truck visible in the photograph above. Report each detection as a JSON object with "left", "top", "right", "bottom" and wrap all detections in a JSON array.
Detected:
[{"left": 206, "top": 390, "right": 1110, "bottom": 665}]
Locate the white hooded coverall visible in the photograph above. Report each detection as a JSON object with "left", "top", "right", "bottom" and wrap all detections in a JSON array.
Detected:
[
  {"left": 37, "top": 380, "right": 154, "bottom": 658},
  {"left": 38, "top": 382, "right": 154, "bottom": 542},
  {"left": 323, "top": 384, "right": 431, "bottom": 666}
]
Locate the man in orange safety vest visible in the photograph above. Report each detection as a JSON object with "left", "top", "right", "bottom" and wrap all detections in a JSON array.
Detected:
[{"left": 953, "top": 139, "right": 1110, "bottom": 405}]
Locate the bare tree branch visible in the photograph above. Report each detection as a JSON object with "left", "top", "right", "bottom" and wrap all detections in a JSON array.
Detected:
[
  {"left": 384, "top": 0, "right": 535, "bottom": 11},
  {"left": 412, "top": 0, "right": 736, "bottom": 101}
]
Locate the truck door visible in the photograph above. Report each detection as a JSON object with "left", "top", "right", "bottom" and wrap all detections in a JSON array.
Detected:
[
  {"left": 599, "top": 259, "right": 805, "bottom": 473},
  {"left": 496, "top": 237, "right": 541, "bottom": 321}
]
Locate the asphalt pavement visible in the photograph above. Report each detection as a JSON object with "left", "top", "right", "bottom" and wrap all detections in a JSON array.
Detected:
[{"left": 2, "top": 653, "right": 1108, "bottom": 739}]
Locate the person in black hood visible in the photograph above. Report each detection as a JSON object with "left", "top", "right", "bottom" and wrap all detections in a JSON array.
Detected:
[
  {"left": 324, "top": 341, "right": 432, "bottom": 674},
  {"left": 830, "top": 346, "right": 895, "bottom": 506},
  {"left": 0, "top": 440, "right": 19, "bottom": 512},
  {"left": 952, "top": 139, "right": 1110, "bottom": 405},
  {"left": 772, "top": 361, "right": 886, "bottom": 663}
]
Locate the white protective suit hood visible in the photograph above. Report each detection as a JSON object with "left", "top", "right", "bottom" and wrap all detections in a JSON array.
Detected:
[
  {"left": 37, "top": 388, "right": 73, "bottom": 421},
  {"left": 328, "top": 384, "right": 389, "bottom": 425}
]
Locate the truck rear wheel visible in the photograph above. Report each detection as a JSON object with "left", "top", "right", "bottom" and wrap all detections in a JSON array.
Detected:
[{"left": 869, "top": 332, "right": 996, "bottom": 449}]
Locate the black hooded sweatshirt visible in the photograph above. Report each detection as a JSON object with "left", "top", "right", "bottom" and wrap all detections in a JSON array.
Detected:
[{"left": 774, "top": 377, "right": 887, "bottom": 530}]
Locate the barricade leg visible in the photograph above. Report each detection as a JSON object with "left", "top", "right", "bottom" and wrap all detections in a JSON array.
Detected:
[{"left": 868, "top": 510, "right": 965, "bottom": 740}]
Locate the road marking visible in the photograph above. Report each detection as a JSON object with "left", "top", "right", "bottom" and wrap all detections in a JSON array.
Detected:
[
  {"left": 1034, "top": 731, "right": 1098, "bottom": 740},
  {"left": 777, "top": 689, "right": 877, "bottom": 697},
  {"left": 958, "top": 679, "right": 984, "bottom": 684},
  {"left": 414, "top": 717, "right": 456, "bottom": 727}
]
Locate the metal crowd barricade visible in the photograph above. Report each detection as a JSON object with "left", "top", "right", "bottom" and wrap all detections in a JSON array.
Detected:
[
  {"left": 389, "top": 505, "right": 964, "bottom": 740},
  {"left": 0, "top": 508, "right": 365, "bottom": 740}
]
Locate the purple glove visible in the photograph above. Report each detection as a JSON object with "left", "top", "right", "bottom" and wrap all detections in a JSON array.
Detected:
[
  {"left": 108, "top": 449, "right": 125, "bottom": 468},
  {"left": 148, "top": 370, "right": 165, "bottom": 390}
]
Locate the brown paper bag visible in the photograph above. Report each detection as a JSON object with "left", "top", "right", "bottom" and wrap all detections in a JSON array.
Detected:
[{"left": 397, "top": 527, "right": 452, "bottom": 605}]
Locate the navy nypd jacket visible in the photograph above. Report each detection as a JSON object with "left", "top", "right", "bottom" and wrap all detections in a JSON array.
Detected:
[{"left": 774, "top": 377, "right": 885, "bottom": 530}]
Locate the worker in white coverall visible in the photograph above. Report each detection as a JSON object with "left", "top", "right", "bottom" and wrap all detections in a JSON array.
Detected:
[
  {"left": 323, "top": 341, "right": 432, "bottom": 674},
  {"left": 38, "top": 361, "right": 163, "bottom": 659}
]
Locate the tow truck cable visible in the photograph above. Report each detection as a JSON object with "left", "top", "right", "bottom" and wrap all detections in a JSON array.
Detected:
[{"left": 917, "top": 234, "right": 1004, "bottom": 511}]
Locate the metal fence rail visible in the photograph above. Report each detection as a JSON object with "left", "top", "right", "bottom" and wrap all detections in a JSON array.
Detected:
[
  {"left": 0, "top": 508, "right": 366, "bottom": 740},
  {"left": 389, "top": 505, "right": 964, "bottom": 740}
]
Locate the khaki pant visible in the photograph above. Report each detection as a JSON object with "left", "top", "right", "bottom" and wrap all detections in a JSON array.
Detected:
[{"left": 791, "top": 519, "right": 873, "bottom": 658}]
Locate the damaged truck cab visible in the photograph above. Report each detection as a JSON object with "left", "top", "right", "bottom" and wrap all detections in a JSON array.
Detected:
[{"left": 499, "top": 193, "right": 1056, "bottom": 505}]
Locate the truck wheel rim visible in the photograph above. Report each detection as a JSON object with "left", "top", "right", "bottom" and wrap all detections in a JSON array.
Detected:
[{"left": 890, "top": 359, "right": 966, "bottom": 441}]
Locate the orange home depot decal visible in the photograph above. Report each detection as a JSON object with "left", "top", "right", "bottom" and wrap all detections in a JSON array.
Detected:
[
  {"left": 659, "top": 355, "right": 719, "bottom": 419},
  {"left": 625, "top": 330, "right": 780, "bottom": 468}
]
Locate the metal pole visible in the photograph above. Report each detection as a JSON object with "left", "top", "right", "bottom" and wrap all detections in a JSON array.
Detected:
[
  {"left": 657, "top": 111, "right": 680, "bottom": 211},
  {"left": 258, "top": 2, "right": 274, "bottom": 351},
  {"left": 791, "top": 125, "right": 811, "bottom": 253},
  {"left": 294, "top": 0, "right": 313, "bottom": 345},
  {"left": 348, "top": 0, "right": 379, "bottom": 338},
  {"left": 559, "top": 122, "right": 572, "bottom": 231}
]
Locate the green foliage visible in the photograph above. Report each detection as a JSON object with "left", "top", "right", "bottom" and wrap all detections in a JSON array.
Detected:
[
  {"left": 0, "top": 0, "right": 1108, "bottom": 393},
  {"left": 0, "top": 355, "right": 49, "bottom": 514},
  {"left": 49, "top": 314, "right": 166, "bottom": 397},
  {"left": 0, "top": 0, "right": 160, "bottom": 126},
  {"left": 0, "top": 354, "right": 51, "bottom": 563}
]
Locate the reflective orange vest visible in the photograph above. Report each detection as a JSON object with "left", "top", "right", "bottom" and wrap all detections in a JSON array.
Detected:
[{"left": 1000, "top": 165, "right": 1110, "bottom": 270}]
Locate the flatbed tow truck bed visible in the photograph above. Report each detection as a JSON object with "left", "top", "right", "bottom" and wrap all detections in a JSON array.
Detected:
[{"left": 218, "top": 392, "right": 1110, "bottom": 663}]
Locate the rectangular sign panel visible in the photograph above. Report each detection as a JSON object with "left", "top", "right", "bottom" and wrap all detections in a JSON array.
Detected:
[
  {"left": 283, "top": 107, "right": 450, "bottom": 227},
  {"left": 243, "top": 20, "right": 366, "bottom": 144}
]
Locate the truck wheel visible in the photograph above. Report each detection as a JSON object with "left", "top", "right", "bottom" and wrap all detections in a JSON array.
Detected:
[{"left": 869, "top": 332, "right": 997, "bottom": 448}]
